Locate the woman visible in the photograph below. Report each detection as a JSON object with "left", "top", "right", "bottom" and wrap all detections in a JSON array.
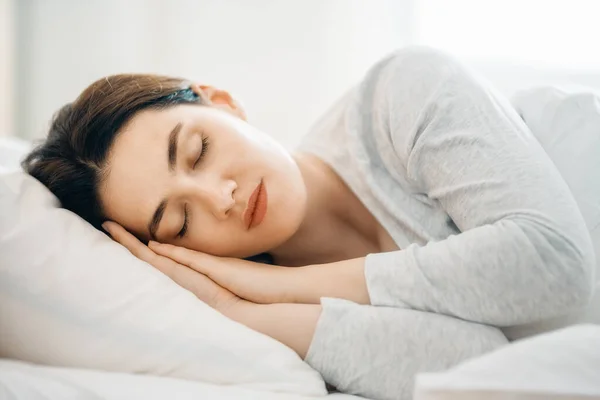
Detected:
[{"left": 23, "top": 47, "right": 594, "bottom": 400}]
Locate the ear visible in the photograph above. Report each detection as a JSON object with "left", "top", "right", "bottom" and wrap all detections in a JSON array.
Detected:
[{"left": 190, "top": 83, "right": 247, "bottom": 121}]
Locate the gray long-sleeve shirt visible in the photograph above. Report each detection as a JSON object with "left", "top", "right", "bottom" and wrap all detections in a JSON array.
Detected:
[{"left": 298, "top": 47, "right": 595, "bottom": 400}]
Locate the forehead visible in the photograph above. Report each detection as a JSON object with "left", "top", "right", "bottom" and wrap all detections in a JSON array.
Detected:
[{"left": 121, "top": 105, "right": 190, "bottom": 142}]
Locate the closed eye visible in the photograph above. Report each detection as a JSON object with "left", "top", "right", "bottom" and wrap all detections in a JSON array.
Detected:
[
  {"left": 177, "top": 203, "right": 189, "bottom": 239},
  {"left": 178, "top": 135, "right": 208, "bottom": 239},
  {"left": 192, "top": 135, "right": 210, "bottom": 169}
]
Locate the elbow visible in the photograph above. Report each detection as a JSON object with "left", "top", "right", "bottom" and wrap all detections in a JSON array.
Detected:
[
  {"left": 556, "top": 244, "right": 596, "bottom": 310},
  {"left": 528, "top": 224, "right": 596, "bottom": 319}
]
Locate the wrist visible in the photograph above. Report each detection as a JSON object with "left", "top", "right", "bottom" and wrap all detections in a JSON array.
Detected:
[
  {"left": 288, "top": 265, "right": 323, "bottom": 304},
  {"left": 303, "top": 257, "right": 370, "bottom": 304}
]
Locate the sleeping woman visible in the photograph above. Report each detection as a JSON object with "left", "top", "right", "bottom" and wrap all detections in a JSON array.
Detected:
[{"left": 23, "top": 46, "right": 595, "bottom": 400}]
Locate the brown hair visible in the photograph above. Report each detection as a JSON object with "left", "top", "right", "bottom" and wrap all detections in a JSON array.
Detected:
[{"left": 22, "top": 74, "right": 205, "bottom": 230}]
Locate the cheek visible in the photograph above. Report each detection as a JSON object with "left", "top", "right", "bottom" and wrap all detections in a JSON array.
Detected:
[
  {"left": 185, "top": 221, "right": 274, "bottom": 258},
  {"left": 183, "top": 222, "right": 240, "bottom": 257}
]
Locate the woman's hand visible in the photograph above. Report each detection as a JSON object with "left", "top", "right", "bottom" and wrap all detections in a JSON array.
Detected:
[
  {"left": 102, "top": 221, "right": 247, "bottom": 319},
  {"left": 102, "top": 221, "right": 322, "bottom": 358},
  {"left": 103, "top": 220, "right": 370, "bottom": 307},
  {"left": 147, "top": 241, "right": 300, "bottom": 304},
  {"left": 147, "top": 240, "right": 371, "bottom": 306}
]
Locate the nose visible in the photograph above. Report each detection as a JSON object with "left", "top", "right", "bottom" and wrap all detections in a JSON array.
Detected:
[{"left": 187, "top": 177, "right": 237, "bottom": 220}]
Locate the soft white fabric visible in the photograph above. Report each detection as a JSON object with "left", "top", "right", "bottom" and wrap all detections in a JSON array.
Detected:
[
  {"left": 0, "top": 171, "right": 326, "bottom": 395},
  {"left": 504, "top": 86, "right": 600, "bottom": 339},
  {"left": 413, "top": 324, "right": 600, "bottom": 400},
  {"left": 0, "top": 137, "right": 30, "bottom": 170},
  {"left": 0, "top": 359, "right": 361, "bottom": 400}
]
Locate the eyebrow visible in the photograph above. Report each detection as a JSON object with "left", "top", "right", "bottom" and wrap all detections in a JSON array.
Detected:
[
  {"left": 148, "top": 199, "right": 167, "bottom": 241},
  {"left": 168, "top": 122, "right": 183, "bottom": 172},
  {"left": 147, "top": 122, "right": 183, "bottom": 240}
]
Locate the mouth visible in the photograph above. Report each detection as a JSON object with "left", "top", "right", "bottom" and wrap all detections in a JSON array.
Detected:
[{"left": 243, "top": 179, "right": 268, "bottom": 230}]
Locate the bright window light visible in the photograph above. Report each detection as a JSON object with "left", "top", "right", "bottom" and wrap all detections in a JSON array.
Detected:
[{"left": 415, "top": 0, "right": 600, "bottom": 69}]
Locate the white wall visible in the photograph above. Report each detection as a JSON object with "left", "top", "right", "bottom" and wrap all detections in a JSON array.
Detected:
[
  {"left": 468, "top": 60, "right": 600, "bottom": 98},
  {"left": 15, "top": 0, "right": 410, "bottom": 148},
  {"left": 0, "top": 0, "right": 14, "bottom": 137},
  {"left": 412, "top": 0, "right": 600, "bottom": 95},
  {"left": 416, "top": 0, "right": 600, "bottom": 70},
  {"left": 12, "top": 0, "right": 600, "bottom": 147}
]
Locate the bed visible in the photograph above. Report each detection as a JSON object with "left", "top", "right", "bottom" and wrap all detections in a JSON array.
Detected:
[
  {"left": 0, "top": 359, "right": 365, "bottom": 400},
  {"left": 2, "top": 78, "right": 600, "bottom": 400}
]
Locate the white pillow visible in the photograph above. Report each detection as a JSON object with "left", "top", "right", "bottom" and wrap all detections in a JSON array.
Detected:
[
  {"left": 414, "top": 324, "right": 600, "bottom": 400},
  {"left": 0, "top": 137, "right": 31, "bottom": 170},
  {"left": 0, "top": 359, "right": 361, "bottom": 400},
  {"left": 0, "top": 172, "right": 326, "bottom": 395},
  {"left": 502, "top": 85, "right": 600, "bottom": 339}
]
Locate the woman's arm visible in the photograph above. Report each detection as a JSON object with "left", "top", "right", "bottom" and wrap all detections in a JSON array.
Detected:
[
  {"left": 148, "top": 241, "right": 371, "bottom": 306},
  {"left": 105, "top": 221, "right": 508, "bottom": 400},
  {"left": 300, "top": 48, "right": 595, "bottom": 326},
  {"left": 355, "top": 47, "right": 595, "bottom": 326},
  {"left": 103, "top": 221, "right": 320, "bottom": 358}
]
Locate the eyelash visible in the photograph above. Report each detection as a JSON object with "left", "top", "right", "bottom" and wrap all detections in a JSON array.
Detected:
[
  {"left": 177, "top": 203, "right": 189, "bottom": 239},
  {"left": 192, "top": 136, "right": 210, "bottom": 169},
  {"left": 178, "top": 135, "right": 210, "bottom": 239}
]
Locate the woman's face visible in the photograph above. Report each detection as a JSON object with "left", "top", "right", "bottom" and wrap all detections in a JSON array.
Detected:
[{"left": 100, "top": 96, "right": 307, "bottom": 258}]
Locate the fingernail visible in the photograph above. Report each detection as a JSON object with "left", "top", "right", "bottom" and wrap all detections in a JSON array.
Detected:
[
  {"left": 102, "top": 222, "right": 110, "bottom": 231},
  {"left": 148, "top": 240, "right": 159, "bottom": 247}
]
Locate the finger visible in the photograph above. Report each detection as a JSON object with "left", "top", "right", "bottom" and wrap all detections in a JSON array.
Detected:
[
  {"left": 150, "top": 252, "right": 195, "bottom": 289},
  {"left": 149, "top": 252, "right": 228, "bottom": 307},
  {"left": 103, "top": 224, "right": 228, "bottom": 307},
  {"left": 148, "top": 241, "right": 213, "bottom": 274},
  {"left": 103, "top": 221, "right": 155, "bottom": 262}
]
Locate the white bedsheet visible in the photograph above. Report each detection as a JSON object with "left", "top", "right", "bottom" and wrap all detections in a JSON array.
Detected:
[
  {"left": 414, "top": 324, "right": 600, "bottom": 400},
  {"left": 0, "top": 359, "right": 367, "bottom": 400}
]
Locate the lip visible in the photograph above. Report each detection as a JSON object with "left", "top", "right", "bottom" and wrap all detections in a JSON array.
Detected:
[{"left": 243, "top": 180, "right": 268, "bottom": 230}]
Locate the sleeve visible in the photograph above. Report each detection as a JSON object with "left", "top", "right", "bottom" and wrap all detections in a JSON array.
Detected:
[
  {"left": 364, "top": 47, "right": 595, "bottom": 326},
  {"left": 305, "top": 299, "right": 507, "bottom": 400}
]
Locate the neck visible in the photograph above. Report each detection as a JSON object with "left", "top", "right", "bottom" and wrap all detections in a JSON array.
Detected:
[{"left": 269, "top": 152, "right": 379, "bottom": 267}]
